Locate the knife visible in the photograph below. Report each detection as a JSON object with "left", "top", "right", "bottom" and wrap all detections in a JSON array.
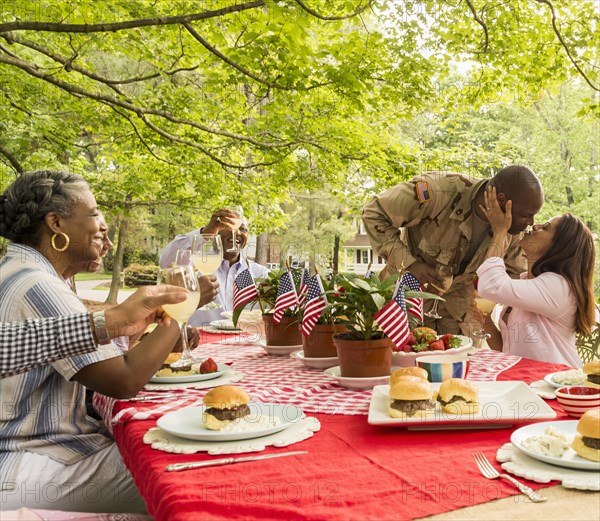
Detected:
[
  {"left": 126, "top": 393, "right": 181, "bottom": 402},
  {"left": 165, "top": 450, "right": 308, "bottom": 472}
]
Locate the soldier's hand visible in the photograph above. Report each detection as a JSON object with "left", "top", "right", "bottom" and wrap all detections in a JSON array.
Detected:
[
  {"left": 198, "top": 275, "right": 219, "bottom": 308},
  {"left": 406, "top": 261, "right": 446, "bottom": 289}
]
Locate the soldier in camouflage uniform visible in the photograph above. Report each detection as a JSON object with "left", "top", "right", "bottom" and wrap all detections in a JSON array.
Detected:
[{"left": 361, "top": 165, "right": 544, "bottom": 337}]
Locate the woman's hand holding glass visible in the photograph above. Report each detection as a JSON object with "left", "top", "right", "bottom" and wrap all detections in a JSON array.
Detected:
[{"left": 157, "top": 250, "right": 201, "bottom": 366}]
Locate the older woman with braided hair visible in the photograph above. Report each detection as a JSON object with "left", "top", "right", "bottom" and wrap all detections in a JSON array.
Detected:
[{"left": 0, "top": 171, "right": 194, "bottom": 513}]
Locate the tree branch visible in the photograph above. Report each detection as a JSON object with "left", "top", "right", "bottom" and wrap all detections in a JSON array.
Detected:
[
  {"left": 532, "top": 0, "right": 599, "bottom": 91},
  {"left": 0, "top": 51, "right": 302, "bottom": 150},
  {"left": 0, "top": 144, "right": 24, "bottom": 173},
  {"left": 464, "top": 0, "right": 489, "bottom": 53},
  {"left": 293, "top": 0, "right": 374, "bottom": 20},
  {"left": 0, "top": 2, "right": 265, "bottom": 33},
  {"left": 183, "top": 22, "right": 292, "bottom": 91}
]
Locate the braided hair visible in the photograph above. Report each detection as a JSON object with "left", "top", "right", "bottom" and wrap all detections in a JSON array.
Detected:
[{"left": 0, "top": 170, "right": 89, "bottom": 246}]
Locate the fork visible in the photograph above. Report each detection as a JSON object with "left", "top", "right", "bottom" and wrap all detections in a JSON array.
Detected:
[{"left": 472, "top": 452, "right": 547, "bottom": 502}]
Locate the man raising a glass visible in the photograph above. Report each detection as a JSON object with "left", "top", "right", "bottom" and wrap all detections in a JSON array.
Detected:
[{"left": 159, "top": 208, "right": 270, "bottom": 325}]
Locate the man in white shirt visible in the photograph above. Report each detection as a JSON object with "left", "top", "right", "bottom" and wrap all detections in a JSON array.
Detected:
[{"left": 159, "top": 209, "right": 270, "bottom": 326}]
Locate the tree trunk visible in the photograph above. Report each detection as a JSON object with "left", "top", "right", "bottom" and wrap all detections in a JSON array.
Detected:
[
  {"left": 332, "top": 209, "right": 343, "bottom": 274},
  {"left": 255, "top": 232, "right": 268, "bottom": 265},
  {"left": 106, "top": 216, "right": 128, "bottom": 304}
]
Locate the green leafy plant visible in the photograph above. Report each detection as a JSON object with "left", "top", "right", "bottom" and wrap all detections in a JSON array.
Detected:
[{"left": 328, "top": 273, "right": 440, "bottom": 341}]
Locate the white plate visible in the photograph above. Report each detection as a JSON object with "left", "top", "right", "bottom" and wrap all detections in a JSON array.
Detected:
[
  {"left": 391, "top": 335, "right": 472, "bottom": 368},
  {"left": 368, "top": 381, "right": 557, "bottom": 428},
  {"left": 258, "top": 340, "right": 303, "bottom": 356},
  {"left": 511, "top": 421, "right": 600, "bottom": 471},
  {"left": 209, "top": 319, "right": 242, "bottom": 331},
  {"left": 156, "top": 403, "right": 303, "bottom": 441},
  {"left": 290, "top": 350, "right": 338, "bottom": 369},
  {"left": 544, "top": 371, "right": 588, "bottom": 389},
  {"left": 324, "top": 366, "right": 390, "bottom": 390},
  {"left": 149, "top": 364, "right": 229, "bottom": 384}
]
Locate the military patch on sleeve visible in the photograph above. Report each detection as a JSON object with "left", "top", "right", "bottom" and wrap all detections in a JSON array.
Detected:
[{"left": 415, "top": 181, "right": 431, "bottom": 203}]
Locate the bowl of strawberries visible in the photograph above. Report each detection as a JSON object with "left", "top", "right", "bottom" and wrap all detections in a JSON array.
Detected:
[{"left": 391, "top": 327, "right": 472, "bottom": 368}]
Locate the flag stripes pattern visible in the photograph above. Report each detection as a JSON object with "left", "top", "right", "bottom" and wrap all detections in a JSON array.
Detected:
[
  {"left": 301, "top": 275, "right": 328, "bottom": 336},
  {"left": 293, "top": 268, "right": 309, "bottom": 307},
  {"left": 402, "top": 272, "right": 423, "bottom": 322},
  {"left": 273, "top": 271, "right": 298, "bottom": 323},
  {"left": 373, "top": 280, "right": 410, "bottom": 348},
  {"left": 232, "top": 268, "right": 258, "bottom": 311}
]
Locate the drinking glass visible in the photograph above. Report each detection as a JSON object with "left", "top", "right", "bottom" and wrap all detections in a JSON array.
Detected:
[
  {"left": 425, "top": 264, "right": 454, "bottom": 320},
  {"left": 157, "top": 255, "right": 201, "bottom": 367},
  {"left": 225, "top": 206, "right": 244, "bottom": 253},
  {"left": 473, "top": 296, "right": 496, "bottom": 339},
  {"left": 191, "top": 234, "right": 222, "bottom": 309}
]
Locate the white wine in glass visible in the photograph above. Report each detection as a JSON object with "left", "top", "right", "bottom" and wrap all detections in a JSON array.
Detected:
[
  {"left": 473, "top": 296, "right": 496, "bottom": 339},
  {"left": 191, "top": 234, "right": 223, "bottom": 274},
  {"left": 226, "top": 206, "right": 244, "bottom": 253},
  {"left": 157, "top": 262, "right": 200, "bottom": 367}
]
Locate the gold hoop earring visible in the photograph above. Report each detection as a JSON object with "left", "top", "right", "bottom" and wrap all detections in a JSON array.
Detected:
[{"left": 51, "top": 232, "right": 70, "bottom": 252}]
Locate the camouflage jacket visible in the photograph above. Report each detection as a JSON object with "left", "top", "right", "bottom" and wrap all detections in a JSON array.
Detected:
[{"left": 361, "top": 172, "right": 526, "bottom": 323}]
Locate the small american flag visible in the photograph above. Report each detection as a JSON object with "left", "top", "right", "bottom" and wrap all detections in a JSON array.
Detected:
[
  {"left": 273, "top": 271, "right": 298, "bottom": 324},
  {"left": 373, "top": 280, "right": 410, "bottom": 348},
  {"left": 301, "top": 275, "right": 328, "bottom": 336},
  {"left": 292, "top": 268, "right": 309, "bottom": 306},
  {"left": 401, "top": 272, "right": 423, "bottom": 322},
  {"left": 232, "top": 268, "right": 258, "bottom": 312}
]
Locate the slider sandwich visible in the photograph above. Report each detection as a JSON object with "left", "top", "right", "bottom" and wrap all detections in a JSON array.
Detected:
[
  {"left": 437, "top": 378, "right": 480, "bottom": 414},
  {"left": 203, "top": 385, "right": 251, "bottom": 430},
  {"left": 154, "top": 353, "right": 195, "bottom": 377},
  {"left": 390, "top": 366, "right": 428, "bottom": 387},
  {"left": 583, "top": 360, "right": 600, "bottom": 389},
  {"left": 388, "top": 379, "right": 436, "bottom": 419},
  {"left": 571, "top": 408, "right": 600, "bottom": 462}
]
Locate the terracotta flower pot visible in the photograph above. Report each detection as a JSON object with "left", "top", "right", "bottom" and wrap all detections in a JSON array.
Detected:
[
  {"left": 302, "top": 324, "right": 348, "bottom": 358},
  {"left": 333, "top": 334, "right": 393, "bottom": 377},
  {"left": 262, "top": 314, "right": 302, "bottom": 346}
]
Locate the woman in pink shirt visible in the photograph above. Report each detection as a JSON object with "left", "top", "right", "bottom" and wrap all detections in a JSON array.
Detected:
[{"left": 475, "top": 186, "right": 595, "bottom": 367}]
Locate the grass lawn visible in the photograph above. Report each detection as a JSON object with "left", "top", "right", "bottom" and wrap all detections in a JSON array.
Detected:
[{"left": 74, "top": 272, "right": 113, "bottom": 281}]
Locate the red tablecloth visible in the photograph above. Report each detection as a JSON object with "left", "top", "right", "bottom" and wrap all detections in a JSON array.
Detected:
[{"left": 108, "top": 351, "right": 571, "bottom": 521}]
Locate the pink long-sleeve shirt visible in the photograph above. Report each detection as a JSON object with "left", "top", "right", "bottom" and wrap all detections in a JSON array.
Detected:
[{"left": 477, "top": 257, "right": 581, "bottom": 368}]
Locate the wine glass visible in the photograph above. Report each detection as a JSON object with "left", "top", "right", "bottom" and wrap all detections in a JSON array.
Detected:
[
  {"left": 473, "top": 296, "right": 496, "bottom": 339},
  {"left": 225, "top": 206, "right": 244, "bottom": 253},
  {"left": 425, "top": 264, "right": 454, "bottom": 320},
  {"left": 191, "top": 234, "right": 222, "bottom": 310},
  {"left": 157, "top": 254, "right": 201, "bottom": 367}
]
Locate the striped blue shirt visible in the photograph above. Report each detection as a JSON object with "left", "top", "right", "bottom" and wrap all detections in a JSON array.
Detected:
[{"left": 0, "top": 244, "right": 122, "bottom": 469}]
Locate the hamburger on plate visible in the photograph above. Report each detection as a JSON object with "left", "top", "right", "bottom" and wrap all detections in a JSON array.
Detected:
[
  {"left": 390, "top": 367, "right": 428, "bottom": 387},
  {"left": 437, "top": 378, "right": 480, "bottom": 414},
  {"left": 154, "top": 353, "right": 195, "bottom": 377},
  {"left": 202, "top": 385, "right": 251, "bottom": 430},
  {"left": 583, "top": 360, "right": 600, "bottom": 389},
  {"left": 571, "top": 408, "right": 600, "bottom": 462},
  {"left": 388, "top": 379, "right": 436, "bottom": 419}
]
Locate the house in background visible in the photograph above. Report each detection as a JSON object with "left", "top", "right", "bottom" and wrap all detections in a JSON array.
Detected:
[{"left": 342, "top": 220, "right": 386, "bottom": 274}]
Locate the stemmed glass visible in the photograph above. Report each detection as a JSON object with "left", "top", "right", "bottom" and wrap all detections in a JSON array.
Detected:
[
  {"left": 473, "top": 296, "right": 496, "bottom": 339},
  {"left": 425, "top": 264, "right": 454, "bottom": 320},
  {"left": 191, "top": 234, "right": 222, "bottom": 310},
  {"left": 225, "top": 206, "right": 244, "bottom": 253},
  {"left": 157, "top": 251, "right": 201, "bottom": 367}
]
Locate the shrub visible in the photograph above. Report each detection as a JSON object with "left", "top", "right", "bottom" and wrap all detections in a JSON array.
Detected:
[{"left": 124, "top": 263, "right": 159, "bottom": 287}]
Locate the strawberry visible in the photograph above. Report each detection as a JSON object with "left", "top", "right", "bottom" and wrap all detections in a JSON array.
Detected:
[
  {"left": 406, "top": 333, "right": 417, "bottom": 346},
  {"left": 199, "top": 357, "right": 218, "bottom": 374},
  {"left": 429, "top": 339, "right": 445, "bottom": 351},
  {"left": 402, "top": 344, "right": 413, "bottom": 353},
  {"left": 440, "top": 333, "right": 461, "bottom": 349}
]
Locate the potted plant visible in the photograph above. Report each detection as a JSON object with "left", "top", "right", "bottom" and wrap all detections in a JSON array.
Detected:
[
  {"left": 329, "top": 273, "right": 437, "bottom": 377},
  {"left": 296, "top": 274, "right": 348, "bottom": 358},
  {"left": 234, "top": 269, "right": 302, "bottom": 346}
]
